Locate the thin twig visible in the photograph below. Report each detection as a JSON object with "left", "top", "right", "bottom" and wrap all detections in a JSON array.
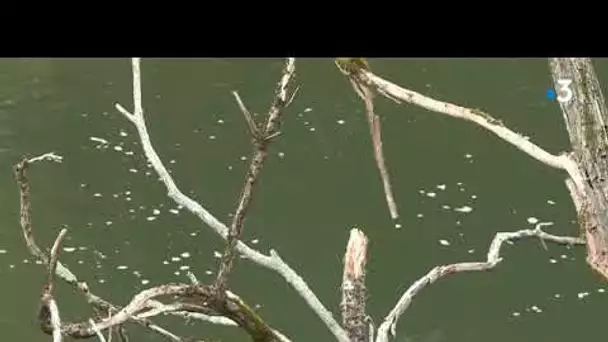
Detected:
[
  {"left": 48, "top": 228, "right": 68, "bottom": 292},
  {"left": 90, "top": 319, "right": 108, "bottom": 342},
  {"left": 374, "top": 222, "right": 585, "bottom": 342},
  {"left": 232, "top": 91, "right": 261, "bottom": 138},
  {"left": 349, "top": 76, "right": 399, "bottom": 220},
  {"left": 215, "top": 57, "right": 297, "bottom": 292}
]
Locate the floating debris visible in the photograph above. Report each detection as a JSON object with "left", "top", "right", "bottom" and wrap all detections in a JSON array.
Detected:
[
  {"left": 527, "top": 217, "right": 539, "bottom": 224},
  {"left": 577, "top": 292, "right": 590, "bottom": 299},
  {"left": 454, "top": 206, "right": 473, "bottom": 213},
  {"left": 90, "top": 137, "right": 108, "bottom": 144}
]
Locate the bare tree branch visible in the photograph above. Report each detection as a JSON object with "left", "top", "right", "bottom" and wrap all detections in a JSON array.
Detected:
[
  {"left": 374, "top": 222, "right": 585, "bottom": 342},
  {"left": 340, "top": 66, "right": 399, "bottom": 220},
  {"left": 48, "top": 228, "right": 68, "bottom": 292},
  {"left": 216, "top": 58, "right": 297, "bottom": 292},
  {"left": 114, "top": 58, "right": 349, "bottom": 342},
  {"left": 353, "top": 69, "right": 588, "bottom": 194},
  {"left": 14, "top": 154, "right": 212, "bottom": 342},
  {"left": 232, "top": 91, "right": 261, "bottom": 138}
]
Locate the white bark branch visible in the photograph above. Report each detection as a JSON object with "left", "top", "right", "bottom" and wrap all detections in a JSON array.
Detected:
[
  {"left": 374, "top": 222, "right": 584, "bottom": 342},
  {"left": 359, "top": 71, "right": 588, "bottom": 193},
  {"left": 114, "top": 58, "right": 349, "bottom": 342},
  {"left": 89, "top": 319, "right": 108, "bottom": 342},
  {"left": 48, "top": 298, "right": 62, "bottom": 342}
]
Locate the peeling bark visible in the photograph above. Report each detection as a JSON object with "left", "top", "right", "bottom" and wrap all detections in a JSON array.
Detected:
[{"left": 549, "top": 58, "right": 608, "bottom": 280}]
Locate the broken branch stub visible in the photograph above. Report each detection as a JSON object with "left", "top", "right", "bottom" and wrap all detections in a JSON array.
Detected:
[
  {"left": 341, "top": 228, "right": 369, "bottom": 342},
  {"left": 549, "top": 58, "right": 608, "bottom": 280}
]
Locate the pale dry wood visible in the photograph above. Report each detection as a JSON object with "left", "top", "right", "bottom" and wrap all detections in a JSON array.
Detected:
[
  {"left": 15, "top": 153, "right": 207, "bottom": 342},
  {"left": 356, "top": 70, "right": 587, "bottom": 194},
  {"left": 374, "top": 222, "right": 584, "bottom": 342},
  {"left": 341, "top": 228, "right": 370, "bottom": 342},
  {"left": 115, "top": 58, "right": 349, "bottom": 342}
]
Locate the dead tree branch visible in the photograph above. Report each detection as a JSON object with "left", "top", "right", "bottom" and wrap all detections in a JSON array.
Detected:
[
  {"left": 15, "top": 154, "right": 218, "bottom": 342},
  {"left": 115, "top": 58, "right": 349, "bottom": 342},
  {"left": 215, "top": 58, "right": 297, "bottom": 292},
  {"left": 374, "top": 222, "right": 584, "bottom": 342},
  {"left": 341, "top": 229, "right": 370, "bottom": 342},
  {"left": 43, "top": 228, "right": 68, "bottom": 342},
  {"left": 337, "top": 60, "right": 399, "bottom": 220},
  {"left": 350, "top": 67, "right": 587, "bottom": 195}
]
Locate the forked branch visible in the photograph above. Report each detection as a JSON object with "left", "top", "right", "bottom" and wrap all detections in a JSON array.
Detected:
[
  {"left": 215, "top": 58, "right": 297, "bottom": 292},
  {"left": 374, "top": 222, "right": 584, "bottom": 342},
  {"left": 115, "top": 58, "right": 349, "bottom": 342}
]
